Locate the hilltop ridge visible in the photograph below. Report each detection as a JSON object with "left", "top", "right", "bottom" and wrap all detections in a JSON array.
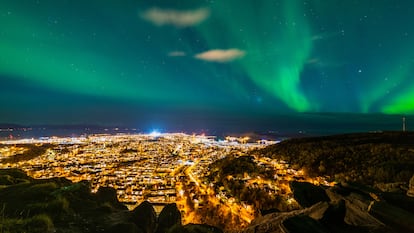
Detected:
[{"left": 258, "top": 131, "right": 414, "bottom": 186}]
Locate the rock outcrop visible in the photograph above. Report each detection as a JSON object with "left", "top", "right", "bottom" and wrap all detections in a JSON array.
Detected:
[
  {"left": 281, "top": 215, "right": 329, "bottom": 233},
  {"left": 169, "top": 224, "right": 223, "bottom": 233},
  {"left": 156, "top": 203, "right": 182, "bottom": 233},
  {"left": 289, "top": 181, "right": 330, "bottom": 208},
  {"left": 131, "top": 201, "right": 158, "bottom": 233},
  {"left": 241, "top": 181, "right": 414, "bottom": 233}
]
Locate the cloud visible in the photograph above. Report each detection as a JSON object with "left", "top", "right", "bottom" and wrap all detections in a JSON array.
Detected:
[
  {"left": 195, "top": 49, "right": 246, "bottom": 62},
  {"left": 168, "top": 51, "right": 186, "bottom": 57},
  {"left": 307, "top": 58, "right": 320, "bottom": 64},
  {"left": 311, "top": 35, "right": 324, "bottom": 41},
  {"left": 306, "top": 57, "right": 346, "bottom": 68},
  {"left": 141, "top": 7, "right": 209, "bottom": 27},
  {"left": 312, "top": 31, "right": 343, "bottom": 41}
]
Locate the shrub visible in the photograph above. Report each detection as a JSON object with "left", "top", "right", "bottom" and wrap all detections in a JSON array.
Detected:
[
  {"left": 25, "top": 214, "right": 55, "bottom": 233},
  {"left": 21, "top": 182, "right": 58, "bottom": 200},
  {"left": 0, "top": 214, "right": 54, "bottom": 233}
]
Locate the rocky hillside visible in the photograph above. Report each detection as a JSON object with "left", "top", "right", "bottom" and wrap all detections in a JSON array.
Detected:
[
  {"left": 241, "top": 181, "right": 414, "bottom": 233},
  {"left": 246, "top": 132, "right": 414, "bottom": 233},
  {"left": 0, "top": 169, "right": 222, "bottom": 233},
  {"left": 1, "top": 170, "right": 414, "bottom": 232},
  {"left": 257, "top": 131, "right": 414, "bottom": 185}
]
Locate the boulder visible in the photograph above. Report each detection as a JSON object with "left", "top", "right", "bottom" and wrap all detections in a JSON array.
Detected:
[
  {"left": 281, "top": 215, "right": 329, "bottom": 233},
  {"left": 241, "top": 202, "right": 329, "bottom": 233},
  {"left": 320, "top": 200, "right": 346, "bottom": 225},
  {"left": 381, "top": 192, "right": 414, "bottom": 214},
  {"left": 290, "top": 181, "right": 330, "bottom": 208},
  {"left": 95, "top": 186, "right": 127, "bottom": 210},
  {"left": 169, "top": 224, "right": 223, "bottom": 233},
  {"left": 243, "top": 182, "right": 414, "bottom": 233},
  {"left": 131, "top": 201, "right": 157, "bottom": 233},
  {"left": 156, "top": 203, "right": 181, "bottom": 233},
  {"left": 319, "top": 200, "right": 373, "bottom": 233},
  {"left": 96, "top": 186, "right": 119, "bottom": 203},
  {"left": 369, "top": 201, "right": 414, "bottom": 232},
  {"left": 329, "top": 188, "right": 385, "bottom": 229},
  {"left": 107, "top": 222, "right": 143, "bottom": 233}
]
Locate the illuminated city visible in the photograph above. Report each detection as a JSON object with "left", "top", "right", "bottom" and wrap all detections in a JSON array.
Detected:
[{"left": 0, "top": 132, "right": 331, "bottom": 230}]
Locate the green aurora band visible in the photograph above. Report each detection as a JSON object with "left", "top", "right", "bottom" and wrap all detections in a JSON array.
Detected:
[
  {"left": 1, "top": 0, "right": 414, "bottom": 117},
  {"left": 0, "top": 2, "right": 205, "bottom": 104},
  {"left": 198, "top": 1, "right": 314, "bottom": 112}
]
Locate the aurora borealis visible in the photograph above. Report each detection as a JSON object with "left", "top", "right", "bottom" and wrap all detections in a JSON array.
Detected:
[{"left": 1, "top": 0, "right": 414, "bottom": 129}]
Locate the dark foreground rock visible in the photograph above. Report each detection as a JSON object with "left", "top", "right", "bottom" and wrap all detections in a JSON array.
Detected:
[
  {"left": 156, "top": 203, "right": 181, "bottom": 233},
  {"left": 131, "top": 201, "right": 157, "bottom": 233},
  {"left": 241, "top": 181, "right": 414, "bottom": 233},
  {"left": 289, "top": 181, "right": 330, "bottom": 208},
  {"left": 282, "top": 215, "right": 328, "bottom": 233},
  {"left": 169, "top": 224, "right": 223, "bottom": 233},
  {"left": 0, "top": 169, "right": 221, "bottom": 233}
]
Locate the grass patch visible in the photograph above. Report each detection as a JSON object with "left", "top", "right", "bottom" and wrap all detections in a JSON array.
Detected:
[{"left": 0, "top": 214, "right": 54, "bottom": 233}]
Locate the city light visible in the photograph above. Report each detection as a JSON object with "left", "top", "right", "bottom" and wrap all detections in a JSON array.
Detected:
[
  {"left": 149, "top": 130, "right": 161, "bottom": 137},
  {"left": 0, "top": 133, "right": 327, "bottom": 231}
]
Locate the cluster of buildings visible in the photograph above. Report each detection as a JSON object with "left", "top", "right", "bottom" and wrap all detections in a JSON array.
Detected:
[
  {"left": 0, "top": 133, "right": 268, "bottom": 209},
  {"left": 0, "top": 132, "right": 330, "bottom": 227}
]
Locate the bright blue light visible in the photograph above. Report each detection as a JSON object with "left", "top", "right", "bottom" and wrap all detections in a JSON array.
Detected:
[{"left": 149, "top": 130, "right": 161, "bottom": 137}]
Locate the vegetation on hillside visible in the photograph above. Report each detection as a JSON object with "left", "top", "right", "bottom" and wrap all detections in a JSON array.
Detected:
[
  {"left": 0, "top": 168, "right": 135, "bottom": 233},
  {"left": 257, "top": 132, "right": 414, "bottom": 185},
  {"left": 207, "top": 156, "right": 295, "bottom": 212},
  {"left": 0, "top": 169, "right": 222, "bottom": 233}
]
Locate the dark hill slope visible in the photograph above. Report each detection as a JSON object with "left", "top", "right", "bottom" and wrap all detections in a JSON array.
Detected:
[{"left": 257, "top": 132, "right": 414, "bottom": 184}]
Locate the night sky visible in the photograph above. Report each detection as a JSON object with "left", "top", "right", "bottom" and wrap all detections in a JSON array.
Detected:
[{"left": 1, "top": 0, "right": 414, "bottom": 131}]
